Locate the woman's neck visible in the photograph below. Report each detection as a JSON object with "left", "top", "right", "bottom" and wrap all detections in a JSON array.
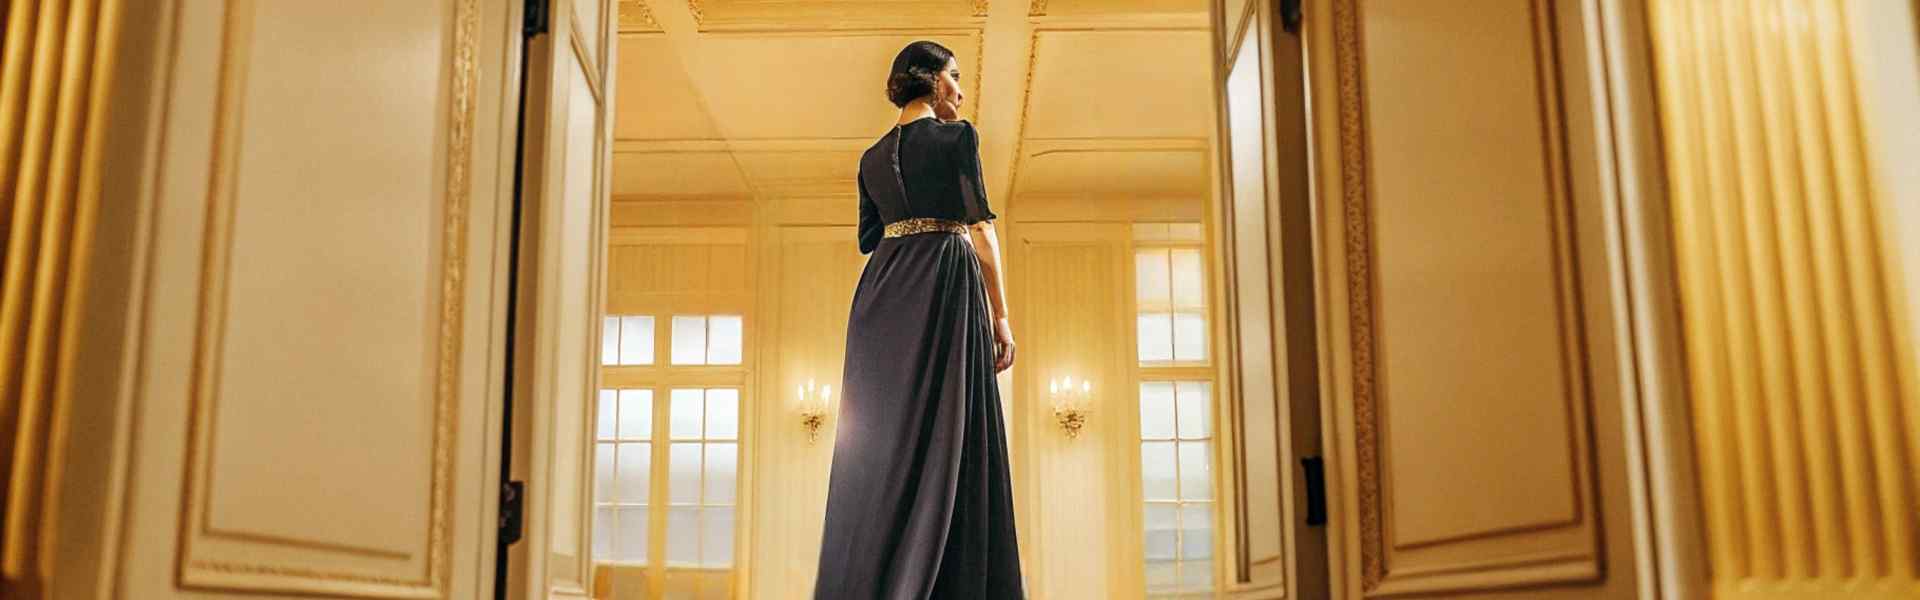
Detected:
[{"left": 895, "top": 100, "right": 938, "bottom": 125}]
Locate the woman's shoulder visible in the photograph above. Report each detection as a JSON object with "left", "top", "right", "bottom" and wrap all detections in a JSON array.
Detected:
[{"left": 928, "top": 118, "right": 979, "bottom": 149}]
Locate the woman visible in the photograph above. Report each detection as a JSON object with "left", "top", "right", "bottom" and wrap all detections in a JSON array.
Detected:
[{"left": 812, "top": 40, "right": 1026, "bottom": 599}]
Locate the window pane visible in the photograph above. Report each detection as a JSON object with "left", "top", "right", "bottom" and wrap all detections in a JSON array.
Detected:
[
  {"left": 595, "top": 443, "right": 615, "bottom": 502},
  {"left": 615, "top": 506, "right": 648, "bottom": 562},
  {"left": 708, "top": 315, "right": 743, "bottom": 365},
  {"left": 616, "top": 442, "right": 650, "bottom": 503},
  {"left": 1142, "top": 442, "right": 1178, "bottom": 501},
  {"left": 669, "top": 389, "right": 704, "bottom": 439},
  {"left": 706, "top": 443, "right": 738, "bottom": 504},
  {"left": 702, "top": 507, "right": 735, "bottom": 567},
  {"left": 666, "top": 507, "right": 700, "bottom": 566},
  {"left": 1180, "top": 559, "right": 1213, "bottom": 592},
  {"left": 601, "top": 317, "right": 620, "bottom": 365},
  {"left": 1171, "top": 248, "right": 1205, "bottom": 309},
  {"left": 669, "top": 443, "right": 703, "bottom": 504},
  {"left": 1136, "top": 249, "right": 1172, "bottom": 306},
  {"left": 1138, "top": 313, "right": 1174, "bottom": 362},
  {"left": 1175, "top": 382, "right": 1212, "bottom": 438},
  {"left": 597, "top": 389, "right": 617, "bottom": 440},
  {"left": 619, "top": 316, "right": 654, "bottom": 365},
  {"left": 1179, "top": 503, "right": 1214, "bottom": 560},
  {"left": 1173, "top": 311, "right": 1207, "bottom": 361},
  {"left": 1178, "top": 441, "right": 1213, "bottom": 501},
  {"left": 1139, "top": 382, "right": 1176, "bottom": 439},
  {"left": 593, "top": 505, "right": 613, "bottom": 559},
  {"left": 617, "top": 389, "right": 651, "bottom": 440},
  {"left": 705, "top": 389, "right": 739, "bottom": 440},
  {"left": 671, "top": 316, "right": 707, "bottom": 364},
  {"left": 1145, "top": 561, "right": 1178, "bottom": 593},
  {"left": 1144, "top": 503, "right": 1178, "bottom": 561}
]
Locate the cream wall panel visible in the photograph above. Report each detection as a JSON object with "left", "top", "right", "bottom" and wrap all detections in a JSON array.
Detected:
[
  {"left": 1012, "top": 223, "right": 1134, "bottom": 600},
  {"left": 1014, "top": 195, "right": 1206, "bottom": 223},
  {"left": 1362, "top": 0, "right": 1583, "bottom": 550},
  {"left": 606, "top": 231, "right": 752, "bottom": 315},
  {"left": 63, "top": 0, "right": 518, "bottom": 597},
  {"left": 747, "top": 225, "right": 863, "bottom": 599},
  {"left": 1307, "top": 0, "right": 1643, "bottom": 597}
]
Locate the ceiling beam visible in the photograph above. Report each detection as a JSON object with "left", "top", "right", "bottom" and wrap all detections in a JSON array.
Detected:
[{"left": 973, "top": 0, "right": 1036, "bottom": 214}]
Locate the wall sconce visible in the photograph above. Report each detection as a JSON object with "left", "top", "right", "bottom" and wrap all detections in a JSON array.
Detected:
[
  {"left": 797, "top": 378, "right": 832, "bottom": 444},
  {"left": 1049, "top": 375, "right": 1092, "bottom": 440}
]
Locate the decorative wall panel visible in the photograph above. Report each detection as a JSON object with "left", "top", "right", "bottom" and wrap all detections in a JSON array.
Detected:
[
  {"left": 1325, "top": 0, "right": 1607, "bottom": 595},
  {"left": 175, "top": 0, "right": 479, "bottom": 596},
  {"left": 1013, "top": 223, "right": 1134, "bottom": 598}
]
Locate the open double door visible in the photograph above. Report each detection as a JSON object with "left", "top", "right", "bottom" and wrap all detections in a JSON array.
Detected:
[
  {"left": 1220, "top": 0, "right": 1672, "bottom": 599},
  {"left": 26, "top": 0, "right": 613, "bottom": 599}
]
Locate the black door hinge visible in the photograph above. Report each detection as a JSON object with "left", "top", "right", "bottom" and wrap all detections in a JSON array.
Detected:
[
  {"left": 499, "top": 480, "right": 526, "bottom": 545},
  {"left": 1301, "top": 456, "right": 1327, "bottom": 526},
  {"left": 523, "top": 0, "right": 550, "bottom": 38},
  {"left": 1280, "top": 0, "right": 1303, "bottom": 35}
]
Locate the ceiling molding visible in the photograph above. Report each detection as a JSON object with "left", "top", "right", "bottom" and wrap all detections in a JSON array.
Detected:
[
  {"left": 613, "top": 137, "right": 876, "bottom": 154},
  {"left": 1021, "top": 137, "right": 1209, "bottom": 157}
]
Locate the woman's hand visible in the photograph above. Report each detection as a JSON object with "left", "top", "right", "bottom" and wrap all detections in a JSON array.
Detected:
[{"left": 992, "top": 317, "right": 1016, "bottom": 373}]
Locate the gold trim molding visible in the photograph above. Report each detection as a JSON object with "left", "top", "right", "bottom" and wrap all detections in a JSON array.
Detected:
[{"left": 175, "top": 0, "right": 478, "bottom": 595}]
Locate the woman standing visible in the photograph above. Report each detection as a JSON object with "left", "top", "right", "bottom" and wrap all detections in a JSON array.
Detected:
[{"left": 811, "top": 40, "right": 1026, "bottom": 599}]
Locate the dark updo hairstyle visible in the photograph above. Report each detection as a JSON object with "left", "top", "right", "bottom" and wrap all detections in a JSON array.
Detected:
[{"left": 886, "top": 41, "right": 955, "bottom": 108}]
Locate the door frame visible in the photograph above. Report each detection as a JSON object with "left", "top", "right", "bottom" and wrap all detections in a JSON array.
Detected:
[{"left": 1205, "top": 0, "right": 1328, "bottom": 598}]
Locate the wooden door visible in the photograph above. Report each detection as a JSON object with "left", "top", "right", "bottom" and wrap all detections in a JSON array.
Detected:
[
  {"left": 1209, "top": 0, "right": 1326, "bottom": 597},
  {"left": 1301, "top": 0, "right": 1651, "bottom": 597},
  {"left": 511, "top": 0, "right": 617, "bottom": 598},
  {"left": 37, "top": 0, "right": 528, "bottom": 598}
]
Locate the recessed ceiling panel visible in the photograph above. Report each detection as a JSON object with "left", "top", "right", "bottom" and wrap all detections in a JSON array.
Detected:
[
  {"left": 613, "top": 152, "right": 752, "bottom": 196},
  {"left": 1016, "top": 149, "right": 1208, "bottom": 195},
  {"left": 692, "top": 0, "right": 984, "bottom": 28},
  {"left": 686, "top": 33, "right": 982, "bottom": 139},
  {"left": 616, "top": 37, "right": 724, "bottom": 140},
  {"left": 1032, "top": 0, "right": 1205, "bottom": 17},
  {"left": 1023, "top": 30, "right": 1212, "bottom": 139}
]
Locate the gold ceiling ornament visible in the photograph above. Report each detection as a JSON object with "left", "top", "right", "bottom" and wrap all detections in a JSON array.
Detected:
[
  {"left": 686, "top": 0, "right": 706, "bottom": 24},
  {"left": 1028, "top": 0, "right": 1046, "bottom": 16},
  {"left": 618, "top": 0, "right": 662, "bottom": 31},
  {"left": 974, "top": 0, "right": 991, "bottom": 17}
]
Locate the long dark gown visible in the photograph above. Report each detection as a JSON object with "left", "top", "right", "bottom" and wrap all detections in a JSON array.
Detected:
[{"left": 812, "top": 116, "right": 1026, "bottom": 600}]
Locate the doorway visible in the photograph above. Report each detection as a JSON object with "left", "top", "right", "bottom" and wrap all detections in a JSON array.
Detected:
[{"left": 506, "top": 1, "right": 1332, "bottom": 599}]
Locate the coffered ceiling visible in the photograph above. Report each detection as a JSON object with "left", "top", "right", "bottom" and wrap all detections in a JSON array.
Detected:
[{"left": 611, "top": 0, "right": 1213, "bottom": 211}]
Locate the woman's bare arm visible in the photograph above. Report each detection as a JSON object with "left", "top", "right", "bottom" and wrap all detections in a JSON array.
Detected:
[
  {"left": 969, "top": 221, "right": 1010, "bottom": 318},
  {"left": 969, "top": 221, "right": 1015, "bottom": 371}
]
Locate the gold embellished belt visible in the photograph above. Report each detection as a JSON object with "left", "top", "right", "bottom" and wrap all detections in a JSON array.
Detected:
[{"left": 883, "top": 217, "right": 968, "bottom": 238}]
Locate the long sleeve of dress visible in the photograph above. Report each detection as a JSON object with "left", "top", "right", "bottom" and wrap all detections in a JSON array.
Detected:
[
  {"left": 955, "top": 120, "right": 998, "bottom": 224},
  {"left": 856, "top": 170, "right": 882, "bottom": 254}
]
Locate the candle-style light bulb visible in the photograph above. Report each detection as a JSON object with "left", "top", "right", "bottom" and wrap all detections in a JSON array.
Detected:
[
  {"left": 1049, "top": 379, "right": 1058, "bottom": 395},
  {"left": 1082, "top": 380, "right": 1091, "bottom": 394},
  {"left": 821, "top": 385, "right": 831, "bottom": 400},
  {"left": 1063, "top": 375, "right": 1073, "bottom": 389},
  {"left": 807, "top": 378, "right": 816, "bottom": 392}
]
